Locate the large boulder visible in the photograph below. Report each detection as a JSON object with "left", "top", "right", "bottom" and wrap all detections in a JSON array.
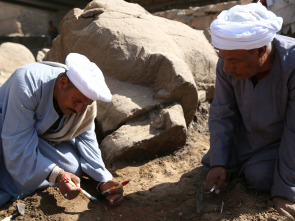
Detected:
[
  {"left": 44, "top": 0, "right": 217, "bottom": 164},
  {"left": 0, "top": 42, "right": 35, "bottom": 86}
]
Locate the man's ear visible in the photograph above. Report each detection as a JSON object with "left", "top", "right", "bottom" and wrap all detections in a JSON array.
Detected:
[
  {"left": 58, "top": 76, "right": 69, "bottom": 89},
  {"left": 257, "top": 46, "right": 267, "bottom": 58}
]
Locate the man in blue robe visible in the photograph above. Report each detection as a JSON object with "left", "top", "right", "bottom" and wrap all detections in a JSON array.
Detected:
[
  {"left": 0, "top": 53, "right": 123, "bottom": 207},
  {"left": 201, "top": 2, "right": 295, "bottom": 219}
]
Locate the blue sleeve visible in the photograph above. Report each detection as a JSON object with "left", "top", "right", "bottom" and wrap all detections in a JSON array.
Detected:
[
  {"left": 208, "top": 59, "right": 240, "bottom": 167},
  {"left": 75, "top": 124, "right": 113, "bottom": 182},
  {"left": 1, "top": 69, "right": 55, "bottom": 192},
  {"left": 272, "top": 70, "right": 295, "bottom": 201}
]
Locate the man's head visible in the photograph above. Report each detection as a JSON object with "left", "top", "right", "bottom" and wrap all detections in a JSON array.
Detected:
[
  {"left": 53, "top": 53, "right": 112, "bottom": 115},
  {"left": 210, "top": 2, "right": 282, "bottom": 80},
  {"left": 218, "top": 45, "right": 271, "bottom": 80}
]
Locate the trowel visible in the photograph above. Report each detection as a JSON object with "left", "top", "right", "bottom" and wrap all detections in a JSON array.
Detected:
[
  {"left": 2, "top": 203, "right": 25, "bottom": 221},
  {"left": 196, "top": 186, "right": 215, "bottom": 213}
]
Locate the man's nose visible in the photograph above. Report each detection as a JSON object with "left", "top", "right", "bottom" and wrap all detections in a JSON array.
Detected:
[{"left": 75, "top": 103, "right": 86, "bottom": 114}]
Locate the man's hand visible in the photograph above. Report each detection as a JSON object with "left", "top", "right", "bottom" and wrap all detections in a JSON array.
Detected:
[
  {"left": 205, "top": 166, "right": 226, "bottom": 194},
  {"left": 56, "top": 170, "right": 81, "bottom": 200},
  {"left": 100, "top": 180, "right": 124, "bottom": 206},
  {"left": 273, "top": 197, "right": 295, "bottom": 220}
]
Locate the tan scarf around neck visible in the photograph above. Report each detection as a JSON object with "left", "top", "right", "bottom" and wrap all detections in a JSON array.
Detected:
[{"left": 41, "top": 102, "right": 97, "bottom": 146}]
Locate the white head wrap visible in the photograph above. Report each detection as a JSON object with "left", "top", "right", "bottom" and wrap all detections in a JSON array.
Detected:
[
  {"left": 210, "top": 2, "right": 283, "bottom": 50},
  {"left": 65, "top": 53, "right": 112, "bottom": 102}
]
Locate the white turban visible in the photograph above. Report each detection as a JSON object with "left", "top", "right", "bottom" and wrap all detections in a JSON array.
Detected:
[
  {"left": 210, "top": 2, "right": 283, "bottom": 50},
  {"left": 65, "top": 53, "right": 112, "bottom": 102}
]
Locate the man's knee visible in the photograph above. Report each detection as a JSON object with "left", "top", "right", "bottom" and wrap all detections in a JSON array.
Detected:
[{"left": 243, "top": 159, "right": 275, "bottom": 192}]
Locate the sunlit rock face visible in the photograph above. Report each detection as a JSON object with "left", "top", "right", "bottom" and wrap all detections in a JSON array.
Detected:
[{"left": 0, "top": 42, "right": 35, "bottom": 86}]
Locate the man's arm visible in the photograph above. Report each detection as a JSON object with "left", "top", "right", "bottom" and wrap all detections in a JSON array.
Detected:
[
  {"left": 1, "top": 69, "right": 84, "bottom": 200},
  {"left": 75, "top": 126, "right": 112, "bottom": 182},
  {"left": 208, "top": 59, "right": 240, "bottom": 167},
  {"left": 1, "top": 69, "right": 55, "bottom": 193},
  {"left": 205, "top": 59, "right": 240, "bottom": 192},
  {"left": 75, "top": 126, "right": 124, "bottom": 205}
]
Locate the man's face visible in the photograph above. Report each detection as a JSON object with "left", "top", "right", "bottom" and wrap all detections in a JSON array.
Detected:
[
  {"left": 218, "top": 49, "right": 261, "bottom": 80},
  {"left": 55, "top": 77, "right": 93, "bottom": 115}
]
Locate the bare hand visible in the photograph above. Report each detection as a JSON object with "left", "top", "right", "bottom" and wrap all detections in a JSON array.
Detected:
[
  {"left": 205, "top": 166, "right": 226, "bottom": 194},
  {"left": 56, "top": 170, "right": 81, "bottom": 200},
  {"left": 100, "top": 180, "right": 124, "bottom": 206},
  {"left": 273, "top": 197, "right": 295, "bottom": 220}
]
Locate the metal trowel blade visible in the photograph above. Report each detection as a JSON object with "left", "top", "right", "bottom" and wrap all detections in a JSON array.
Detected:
[{"left": 196, "top": 191, "right": 205, "bottom": 213}]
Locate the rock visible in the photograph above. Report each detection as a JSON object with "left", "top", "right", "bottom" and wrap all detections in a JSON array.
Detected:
[
  {"left": 100, "top": 104, "right": 187, "bottom": 164},
  {"left": 0, "top": 20, "right": 24, "bottom": 36},
  {"left": 96, "top": 77, "right": 158, "bottom": 134},
  {"left": 36, "top": 48, "right": 50, "bottom": 62},
  {"left": 198, "top": 90, "right": 206, "bottom": 104},
  {"left": 44, "top": 0, "right": 217, "bottom": 163},
  {"left": 191, "top": 14, "right": 214, "bottom": 30},
  {"left": 0, "top": 42, "right": 35, "bottom": 86},
  {"left": 197, "top": 82, "right": 215, "bottom": 101}
]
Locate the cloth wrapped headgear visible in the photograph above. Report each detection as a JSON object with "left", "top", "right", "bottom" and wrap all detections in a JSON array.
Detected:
[
  {"left": 210, "top": 2, "right": 283, "bottom": 50},
  {"left": 65, "top": 53, "right": 112, "bottom": 102}
]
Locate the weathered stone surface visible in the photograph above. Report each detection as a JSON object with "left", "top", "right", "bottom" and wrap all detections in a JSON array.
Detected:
[
  {"left": 0, "top": 42, "right": 35, "bottom": 86},
  {"left": 36, "top": 48, "right": 50, "bottom": 62},
  {"left": 0, "top": 20, "right": 23, "bottom": 36},
  {"left": 0, "top": 2, "right": 62, "bottom": 37},
  {"left": 44, "top": 0, "right": 217, "bottom": 162},
  {"left": 191, "top": 15, "right": 214, "bottom": 30},
  {"left": 155, "top": 1, "right": 240, "bottom": 43},
  {"left": 193, "top": 8, "right": 206, "bottom": 17},
  {"left": 198, "top": 90, "right": 206, "bottom": 104},
  {"left": 96, "top": 77, "right": 159, "bottom": 133},
  {"left": 100, "top": 104, "right": 187, "bottom": 165},
  {"left": 197, "top": 82, "right": 215, "bottom": 102}
]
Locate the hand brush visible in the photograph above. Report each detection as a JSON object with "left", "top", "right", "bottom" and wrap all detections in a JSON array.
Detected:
[
  {"left": 196, "top": 185, "right": 215, "bottom": 213},
  {"left": 63, "top": 176, "right": 98, "bottom": 204},
  {"left": 2, "top": 203, "right": 25, "bottom": 221},
  {"left": 102, "top": 180, "right": 130, "bottom": 196}
]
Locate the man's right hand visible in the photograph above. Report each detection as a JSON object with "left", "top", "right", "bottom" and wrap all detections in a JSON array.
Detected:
[
  {"left": 99, "top": 180, "right": 124, "bottom": 206},
  {"left": 205, "top": 166, "right": 226, "bottom": 194},
  {"left": 273, "top": 197, "right": 295, "bottom": 220},
  {"left": 56, "top": 170, "right": 81, "bottom": 200}
]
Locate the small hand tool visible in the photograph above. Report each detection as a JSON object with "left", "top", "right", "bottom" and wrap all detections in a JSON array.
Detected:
[
  {"left": 2, "top": 203, "right": 25, "bottom": 221},
  {"left": 196, "top": 185, "right": 215, "bottom": 213},
  {"left": 63, "top": 176, "right": 98, "bottom": 204},
  {"left": 102, "top": 180, "right": 130, "bottom": 196}
]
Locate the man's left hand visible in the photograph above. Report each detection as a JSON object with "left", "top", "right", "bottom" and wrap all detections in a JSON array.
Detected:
[
  {"left": 273, "top": 196, "right": 295, "bottom": 220},
  {"left": 99, "top": 180, "right": 124, "bottom": 206}
]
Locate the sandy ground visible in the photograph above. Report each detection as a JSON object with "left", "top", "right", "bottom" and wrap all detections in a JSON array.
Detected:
[{"left": 0, "top": 102, "right": 288, "bottom": 221}]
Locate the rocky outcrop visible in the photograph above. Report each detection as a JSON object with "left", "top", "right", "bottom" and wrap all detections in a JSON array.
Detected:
[
  {"left": 0, "top": 42, "right": 35, "bottom": 86},
  {"left": 36, "top": 48, "right": 50, "bottom": 62},
  {"left": 44, "top": 0, "right": 218, "bottom": 164}
]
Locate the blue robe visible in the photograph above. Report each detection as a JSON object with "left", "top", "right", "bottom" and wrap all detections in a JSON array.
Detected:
[
  {"left": 202, "top": 35, "right": 295, "bottom": 201},
  {"left": 0, "top": 63, "right": 112, "bottom": 207}
]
